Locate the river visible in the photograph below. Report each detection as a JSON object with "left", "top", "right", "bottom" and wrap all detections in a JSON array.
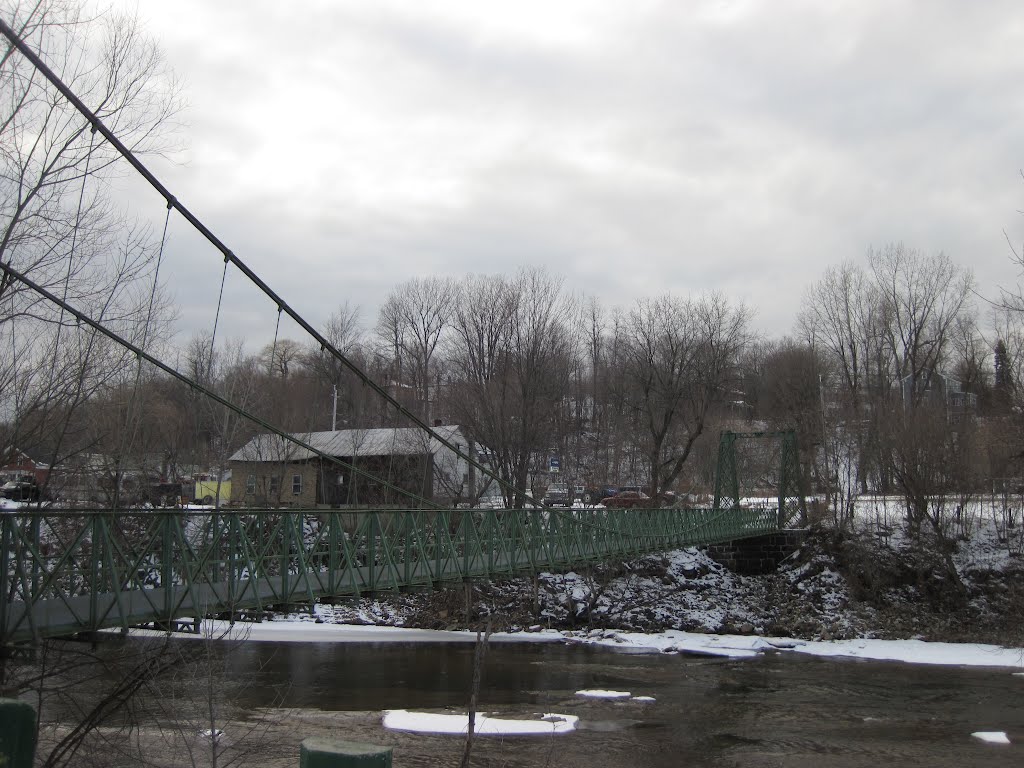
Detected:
[{"left": 211, "top": 639, "right": 1022, "bottom": 767}]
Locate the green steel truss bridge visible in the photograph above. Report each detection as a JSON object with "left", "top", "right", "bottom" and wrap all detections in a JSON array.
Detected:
[
  {"left": 0, "top": 21, "right": 805, "bottom": 649},
  {"left": 1, "top": 431, "right": 803, "bottom": 647},
  {"left": 1, "top": 498, "right": 792, "bottom": 647}
]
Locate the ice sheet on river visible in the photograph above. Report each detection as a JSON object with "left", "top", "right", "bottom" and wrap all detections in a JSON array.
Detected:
[
  {"left": 571, "top": 628, "right": 1024, "bottom": 668},
  {"left": 383, "top": 710, "right": 577, "bottom": 735}
]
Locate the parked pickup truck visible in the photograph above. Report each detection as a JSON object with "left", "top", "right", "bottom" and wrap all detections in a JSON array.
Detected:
[{"left": 543, "top": 482, "right": 571, "bottom": 507}]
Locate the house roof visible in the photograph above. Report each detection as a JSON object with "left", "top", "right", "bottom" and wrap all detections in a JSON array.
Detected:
[
  {"left": 1, "top": 447, "right": 49, "bottom": 469},
  {"left": 229, "top": 425, "right": 464, "bottom": 463}
]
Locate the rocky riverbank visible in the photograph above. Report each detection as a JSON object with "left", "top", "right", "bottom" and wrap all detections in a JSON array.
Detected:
[{"left": 296, "top": 517, "right": 1024, "bottom": 648}]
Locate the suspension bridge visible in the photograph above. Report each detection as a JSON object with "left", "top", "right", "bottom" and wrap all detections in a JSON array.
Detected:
[
  {"left": 0, "top": 19, "right": 805, "bottom": 649},
  {"left": 0, "top": 431, "right": 803, "bottom": 647}
]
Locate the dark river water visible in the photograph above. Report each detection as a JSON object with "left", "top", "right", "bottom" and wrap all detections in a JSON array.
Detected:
[{"left": 220, "top": 640, "right": 1022, "bottom": 767}]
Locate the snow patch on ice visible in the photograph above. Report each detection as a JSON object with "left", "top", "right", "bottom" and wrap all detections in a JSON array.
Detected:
[
  {"left": 971, "top": 731, "right": 1010, "bottom": 744},
  {"left": 575, "top": 689, "right": 631, "bottom": 699},
  {"left": 568, "top": 629, "right": 1024, "bottom": 668},
  {"left": 574, "top": 629, "right": 768, "bottom": 659},
  {"left": 382, "top": 710, "right": 577, "bottom": 735}
]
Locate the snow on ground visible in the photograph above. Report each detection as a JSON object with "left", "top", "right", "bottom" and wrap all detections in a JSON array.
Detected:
[
  {"left": 568, "top": 628, "right": 1024, "bottom": 668},
  {"left": 142, "top": 620, "right": 565, "bottom": 645},
  {"left": 530, "top": 547, "right": 770, "bottom": 636},
  {"left": 382, "top": 710, "right": 577, "bottom": 736},
  {"left": 170, "top": 618, "right": 1024, "bottom": 670},
  {"left": 793, "top": 637, "right": 1024, "bottom": 667}
]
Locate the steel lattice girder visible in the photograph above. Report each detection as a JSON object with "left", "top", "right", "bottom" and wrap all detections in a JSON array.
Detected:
[
  {"left": 713, "top": 430, "right": 806, "bottom": 526},
  {"left": 1, "top": 506, "right": 779, "bottom": 645}
]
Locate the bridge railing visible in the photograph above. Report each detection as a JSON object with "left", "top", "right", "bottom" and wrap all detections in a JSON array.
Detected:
[{"left": 1, "top": 505, "right": 778, "bottom": 645}]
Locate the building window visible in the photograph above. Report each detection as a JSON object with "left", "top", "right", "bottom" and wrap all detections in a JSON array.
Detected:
[
  {"left": 292, "top": 474, "right": 302, "bottom": 495},
  {"left": 269, "top": 475, "right": 280, "bottom": 494},
  {"left": 246, "top": 474, "right": 256, "bottom": 494}
]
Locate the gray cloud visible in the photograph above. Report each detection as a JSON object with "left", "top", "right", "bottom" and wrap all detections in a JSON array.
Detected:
[{"left": 107, "top": 0, "right": 1024, "bottom": 350}]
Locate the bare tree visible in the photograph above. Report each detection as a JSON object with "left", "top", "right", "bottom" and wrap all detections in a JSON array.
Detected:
[
  {"left": 258, "top": 338, "right": 304, "bottom": 379},
  {"left": 444, "top": 269, "right": 578, "bottom": 507},
  {"left": 376, "top": 276, "right": 454, "bottom": 422},
  {"left": 947, "top": 314, "right": 990, "bottom": 408},
  {"left": 869, "top": 243, "right": 973, "bottom": 404},
  {"left": 876, "top": 399, "right": 982, "bottom": 598},
  {"left": 0, "top": 0, "right": 181, "bottom": 317},
  {"left": 800, "top": 245, "right": 975, "bottom": 506},
  {"left": 797, "top": 261, "right": 875, "bottom": 410},
  {"left": 616, "top": 292, "right": 750, "bottom": 499},
  {"left": 755, "top": 338, "right": 826, "bottom": 443},
  {"left": 302, "top": 302, "right": 362, "bottom": 392},
  {"left": 0, "top": 0, "right": 181, "bottom": 500}
]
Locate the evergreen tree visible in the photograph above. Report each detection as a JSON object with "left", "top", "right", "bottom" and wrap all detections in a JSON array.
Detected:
[{"left": 993, "top": 339, "right": 1014, "bottom": 412}]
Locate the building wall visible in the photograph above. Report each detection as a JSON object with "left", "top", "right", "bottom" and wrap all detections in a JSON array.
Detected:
[
  {"left": 318, "top": 455, "right": 434, "bottom": 506},
  {"left": 230, "top": 461, "right": 318, "bottom": 507},
  {"left": 0, "top": 452, "right": 50, "bottom": 485},
  {"left": 229, "top": 456, "right": 435, "bottom": 507}
]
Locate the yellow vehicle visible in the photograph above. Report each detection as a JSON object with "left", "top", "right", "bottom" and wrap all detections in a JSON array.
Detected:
[{"left": 194, "top": 473, "right": 231, "bottom": 506}]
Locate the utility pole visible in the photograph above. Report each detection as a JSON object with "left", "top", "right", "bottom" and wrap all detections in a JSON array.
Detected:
[
  {"left": 332, "top": 385, "right": 338, "bottom": 431},
  {"left": 819, "top": 373, "right": 830, "bottom": 508}
]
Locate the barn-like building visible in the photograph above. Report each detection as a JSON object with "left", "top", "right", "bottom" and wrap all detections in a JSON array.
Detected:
[{"left": 228, "top": 425, "right": 472, "bottom": 507}]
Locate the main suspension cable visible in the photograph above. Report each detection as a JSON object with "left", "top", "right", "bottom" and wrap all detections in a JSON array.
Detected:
[
  {"left": 0, "top": 259, "right": 444, "bottom": 509},
  {"left": 0, "top": 17, "right": 539, "bottom": 509}
]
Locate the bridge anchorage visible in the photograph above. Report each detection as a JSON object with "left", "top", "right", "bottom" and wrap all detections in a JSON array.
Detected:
[{"left": 1, "top": 431, "right": 805, "bottom": 649}]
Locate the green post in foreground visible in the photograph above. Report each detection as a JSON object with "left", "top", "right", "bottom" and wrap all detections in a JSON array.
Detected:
[
  {"left": 0, "top": 699, "right": 36, "bottom": 768},
  {"left": 300, "top": 738, "right": 393, "bottom": 768}
]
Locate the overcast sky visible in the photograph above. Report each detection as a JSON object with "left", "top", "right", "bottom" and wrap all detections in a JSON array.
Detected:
[{"left": 111, "top": 0, "right": 1024, "bottom": 349}]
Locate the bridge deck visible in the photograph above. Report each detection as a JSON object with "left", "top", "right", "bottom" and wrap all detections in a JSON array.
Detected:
[{"left": 1, "top": 506, "right": 781, "bottom": 645}]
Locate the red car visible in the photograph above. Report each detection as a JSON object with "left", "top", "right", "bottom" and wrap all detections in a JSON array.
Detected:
[{"left": 599, "top": 491, "right": 651, "bottom": 508}]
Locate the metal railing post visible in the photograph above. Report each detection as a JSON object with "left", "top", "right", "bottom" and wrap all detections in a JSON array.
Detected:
[
  {"left": 89, "top": 515, "right": 101, "bottom": 630},
  {"left": 329, "top": 512, "right": 339, "bottom": 596},
  {"left": 0, "top": 517, "right": 10, "bottom": 644},
  {"left": 162, "top": 513, "right": 174, "bottom": 626},
  {"left": 367, "top": 514, "right": 377, "bottom": 593},
  {"left": 282, "top": 513, "right": 292, "bottom": 608}
]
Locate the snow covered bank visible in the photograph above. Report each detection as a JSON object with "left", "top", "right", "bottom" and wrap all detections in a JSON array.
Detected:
[
  {"left": 566, "top": 628, "right": 1024, "bottom": 668},
  {"left": 169, "top": 618, "right": 1024, "bottom": 670},
  {"left": 137, "top": 620, "right": 565, "bottom": 645}
]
